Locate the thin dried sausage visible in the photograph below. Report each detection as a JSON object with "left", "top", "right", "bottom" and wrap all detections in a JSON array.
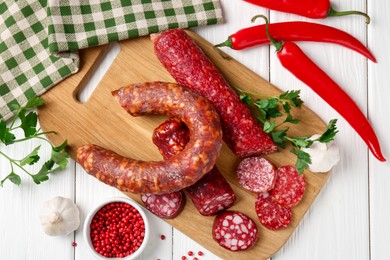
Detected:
[
  {"left": 77, "top": 82, "right": 222, "bottom": 194},
  {"left": 153, "top": 29, "right": 277, "bottom": 157}
]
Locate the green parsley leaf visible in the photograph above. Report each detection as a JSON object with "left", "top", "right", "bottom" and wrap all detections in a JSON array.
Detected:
[
  {"left": 25, "top": 96, "right": 45, "bottom": 109},
  {"left": 271, "top": 128, "right": 288, "bottom": 148},
  {"left": 284, "top": 114, "right": 300, "bottom": 124},
  {"left": 317, "top": 119, "right": 338, "bottom": 143},
  {"left": 53, "top": 140, "right": 68, "bottom": 152},
  {"left": 263, "top": 120, "right": 276, "bottom": 133},
  {"left": 254, "top": 99, "right": 281, "bottom": 119},
  {"left": 32, "top": 160, "right": 55, "bottom": 184},
  {"left": 239, "top": 94, "right": 252, "bottom": 105},
  {"left": 0, "top": 95, "right": 69, "bottom": 187},
  {"left": 286, "top": 136, "right": 313, "bottom": 148},
  {"left": 19, "top": 111, "right": 38, "bottom": 138},
  {"left": 0, "top": 121, "right": 16, "bottom": 145},
  {"left": 51, "top": 150, "right": 69, "bottom": 169},
  {"left": 9, "top": 103, "right": 21, "bottom": 112},
  {"left": 291, "top": 148, "right": 312, "bottom": 174},
  {"left": 280, "top": 90, "right": 303, "bottom": 108},
  {"left": 281, "top": 100, "right": 291, "bottom": 114},
  {"left": 0, "top": 172, "right": 22, "bottom": 186},
  {"left": 19, "top": 145, "right": 41, "bottom": 166}
]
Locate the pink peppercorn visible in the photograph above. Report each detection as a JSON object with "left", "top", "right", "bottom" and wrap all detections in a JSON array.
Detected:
[{"left": 90, "top": 202, "right": 145, "bottom": 258}]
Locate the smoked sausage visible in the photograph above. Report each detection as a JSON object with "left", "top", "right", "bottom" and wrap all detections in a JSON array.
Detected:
[
  {"left": 77, "top": 82, "right": 222, "bottom": 194},
  {"left": 153, "top": 118, "right": 236, "bottom": 216}
]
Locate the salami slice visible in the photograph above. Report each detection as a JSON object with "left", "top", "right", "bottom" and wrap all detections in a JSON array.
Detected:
[
  {"left": 153, "top": 118, "right": 236, "bottom": 216},
  {"left": 186, "top": 167, "right": 236, "bottom": 216},
  {"left": 140, "top": 191, "right": 185, "bottom": 219},
  {"left": 270, "top": 165, "right": 306, "bottom": 208},
  {"left": 255, "top": 192, "right": 292, "bottom": 230},
  {"left": 212, "top": 211, "right": 258, "bottom": 251},
  {"left": 237, "top": 157, "right": 277, "bottom": 193}
]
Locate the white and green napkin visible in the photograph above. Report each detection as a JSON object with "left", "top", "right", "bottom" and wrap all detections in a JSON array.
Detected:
[{"left": 0, "top": 0, "right": 223, "bottom": 121}]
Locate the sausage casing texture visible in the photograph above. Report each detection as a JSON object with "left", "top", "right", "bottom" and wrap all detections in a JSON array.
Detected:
[
  {"left": 153, "top": 29, "right": 277, "bottom": 157},
  {"left": 77, "top": 82, "right": 223, "bottom": 194},
  {"left": 153, "top": 118, "right": 236, "bottom": 216}
]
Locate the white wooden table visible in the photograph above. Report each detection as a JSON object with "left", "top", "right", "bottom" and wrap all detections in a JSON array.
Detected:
[{"left": 1, "top": 0, "right": 390, "bottom": 259}]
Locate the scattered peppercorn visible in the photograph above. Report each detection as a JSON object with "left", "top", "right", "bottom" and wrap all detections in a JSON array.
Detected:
[
  {"left": 193, "top": 258, "right": 199, "bottom": 260},
  {"left": 198, "top": 251, "right": 204, "bottom": 256},
  {"left": 90, "top": 202, "right": 145, "bottom": 258},
  {"left": 188, "top": 251, "right": 194, "bottom": 256},
  {"left": 160, "top": 234, "right": 166, "bottom": 240},
  {"left": 181, "top": 256, "right": 187, "bottom": 260},
  {"left": 72, "top": 242, "right": 77, "bottom": 247}
]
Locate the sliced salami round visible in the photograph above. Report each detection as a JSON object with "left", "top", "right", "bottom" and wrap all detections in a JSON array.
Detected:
[
  {"left": 140, "top": 191, "right": 185, "bottom": 219},
  {"left": 270, "top": 165, "right": 306, "bottom": 208},
  {"left": 186, "top": 167, "right": 236, "bottom": 216},
  {"left": 255, "top": 192, "right": 292, "bottom": 230},
  {"left": 212, "top": 211, "right": 258, "bottom": 251},
  {"left": 236, "top": 157, "right": 277, "bottom": 193}
]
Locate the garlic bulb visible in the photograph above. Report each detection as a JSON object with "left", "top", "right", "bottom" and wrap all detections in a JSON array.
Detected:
[
  {"left": 39, "top": 196, "right": 80, "bottom": 236},
  {"left": 301, "top": 134, "right": 340, "bottom": 173}
]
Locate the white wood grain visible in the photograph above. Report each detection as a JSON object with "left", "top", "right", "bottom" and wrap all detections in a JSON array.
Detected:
[
  {"left": 368, "top": 1, "right": 390, "bottom": 260},
  {"left": 0, "top": 125, "right": 75, "bottom": 260},
  {"left": 269, "top": 0, "right": 371, "bottom": 259},
  {"left": 1, "top": 0, "right": 390, "bottom": 259}
]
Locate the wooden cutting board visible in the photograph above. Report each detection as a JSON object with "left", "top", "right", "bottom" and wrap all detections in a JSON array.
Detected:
[{"left": 38, "top": 30, "right": 330, "bottom": 259}]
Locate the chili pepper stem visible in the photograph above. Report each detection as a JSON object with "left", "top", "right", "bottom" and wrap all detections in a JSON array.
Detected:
[
  {"left": 327, "top": 6, "right": 370, "bottom": 24},
  {"left": 214, "top": 38, "right": 233, "bottom": 48},
  {"left": 251, "top": 15, "right": 283, "bottom": 51}
]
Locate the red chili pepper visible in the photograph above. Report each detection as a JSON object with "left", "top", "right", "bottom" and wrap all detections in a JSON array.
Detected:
[
  {"left": 255, "top": 15, "right": 385, "bottom": 162},
  {"left": 244, "top": 0, "right": 370, "bottom": 23},
  {"left": 215, "top": 22, "right": 376, "bottom": 62}
]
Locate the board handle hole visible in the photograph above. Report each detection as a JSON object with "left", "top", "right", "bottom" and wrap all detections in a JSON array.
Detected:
[{"left": 76, "top": 42, "right": 121, "bottom": 103}]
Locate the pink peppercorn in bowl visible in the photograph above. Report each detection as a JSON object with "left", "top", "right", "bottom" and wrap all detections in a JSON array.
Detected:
[{"left": 83, "top": 197, "right": 150, "bottom": 259}]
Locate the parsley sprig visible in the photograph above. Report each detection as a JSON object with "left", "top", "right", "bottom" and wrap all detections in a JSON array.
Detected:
[
  {"left": 236, "top": 86, "right": 338, "bottom": 174},
  {"left": 0, "top": 97, "right": 69, "bottom": 186}
]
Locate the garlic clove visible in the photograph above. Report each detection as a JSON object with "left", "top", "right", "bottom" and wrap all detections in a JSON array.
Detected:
[
  {"left": 40, "top": 196, "right": 80, "bottom": 236},
  {"left": 301, "top": 134, "right": 340, "bottom": 173}
]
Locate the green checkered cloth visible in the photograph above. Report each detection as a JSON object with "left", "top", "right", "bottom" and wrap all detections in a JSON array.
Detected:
[
  {"left": 0, "top": 0, "right": 79, "bottom": 121},
  {"left": 0, "top": 0, "right": 223, "bottom": 120},
  {"left": 47, "top": 0, "right": 223, "bottom": 53}
]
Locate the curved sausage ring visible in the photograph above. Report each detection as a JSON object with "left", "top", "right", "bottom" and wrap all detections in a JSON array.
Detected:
[{"left": 77, "top": 82, "right": 223, "bottom": 194}]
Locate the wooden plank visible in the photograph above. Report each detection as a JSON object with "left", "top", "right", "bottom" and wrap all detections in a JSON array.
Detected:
[
  {"left": 38, "top": 31, "right": 330, "bottom": 259},
  {"left": 269, "top": 0, "right": 370, "bottom": 259},
  {"left": 73, "top": 43, "right": 173, "bottom": 260},
  {"left": 368, "top": 1, "right": 390, "bottom": 259}
]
